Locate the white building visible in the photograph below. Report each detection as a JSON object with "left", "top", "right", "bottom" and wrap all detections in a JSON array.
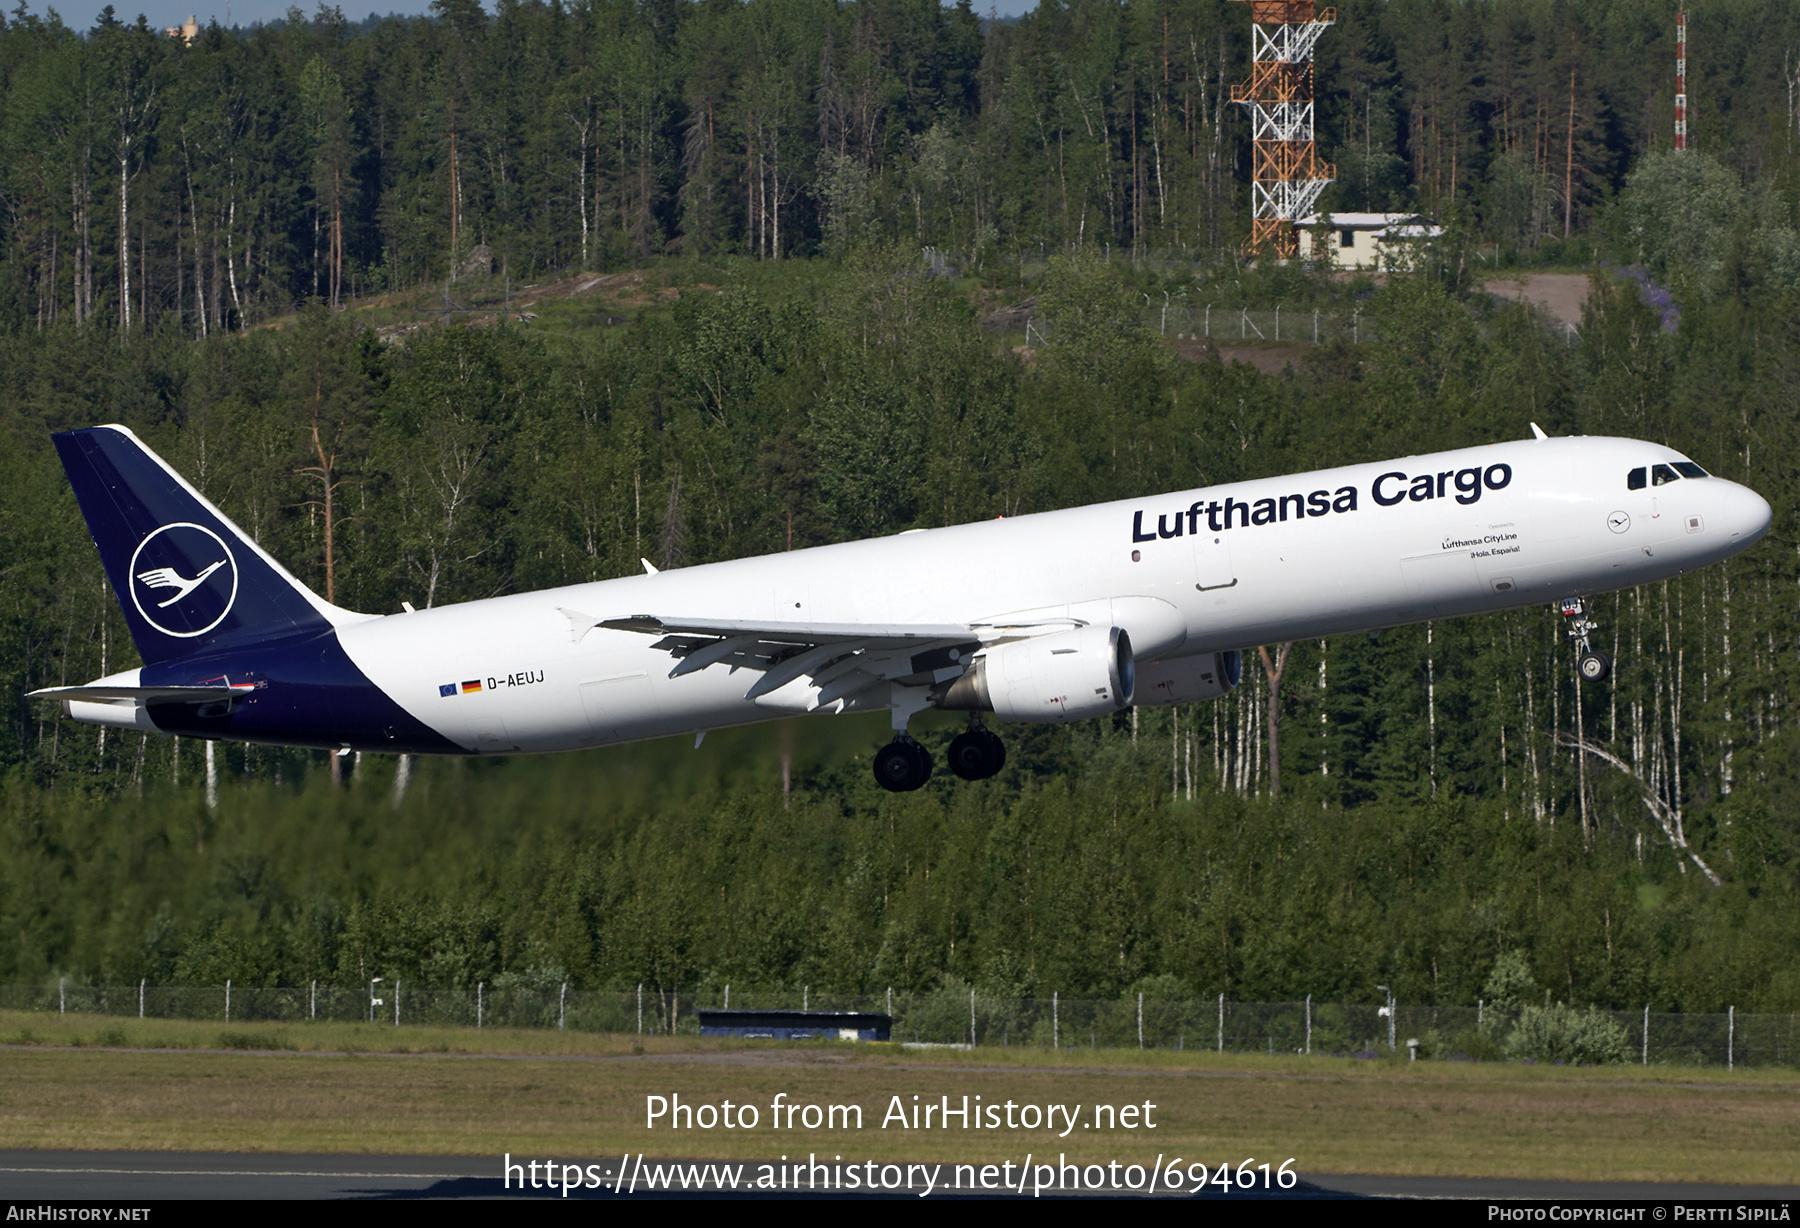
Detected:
[{"left": 1298, "top": 213, "right": 1443, "bottom": 270}]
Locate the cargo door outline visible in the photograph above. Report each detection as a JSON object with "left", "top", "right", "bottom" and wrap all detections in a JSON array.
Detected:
[
  {"left": 1191, "top": 531, "right": 1238, "bottom": 603},
  {"left": 1399, "top": 547, "right": 1482, "bottom": 615},
  {"left": 465, "top": 718, "right": 514, "bottom": 752},
  {"left": 580, "top": 671, "right": 657, "bottom": 743}
]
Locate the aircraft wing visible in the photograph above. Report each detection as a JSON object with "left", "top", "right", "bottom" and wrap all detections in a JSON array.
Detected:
[
  {"left": 580, "top": 611, "right": 986, "bottom": 706},
  {"left": 597, "top": 614, "right": 975, "bottom": 645}
]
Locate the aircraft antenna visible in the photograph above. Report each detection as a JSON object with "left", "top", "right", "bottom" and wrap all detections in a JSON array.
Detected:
[
  {"left": 1232, "top": 0, "right": 1336, "bottom": 260},
  {"left": 1674, "top": 6, "right": 1689, "bottom": 151}
]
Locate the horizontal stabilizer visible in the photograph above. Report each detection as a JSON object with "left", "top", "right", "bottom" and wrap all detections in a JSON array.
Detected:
[{"left": 27, "top": 683, "right": 251, "bottom": 705}]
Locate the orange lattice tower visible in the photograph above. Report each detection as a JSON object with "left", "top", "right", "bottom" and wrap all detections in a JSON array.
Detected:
[{"left": 1231, "top": 1, "right": 1336, "bottom": 259}]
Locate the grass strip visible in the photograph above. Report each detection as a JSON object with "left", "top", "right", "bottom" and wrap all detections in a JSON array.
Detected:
[{"left": 2, "top": 1013, "right": 1797, "bottom": 1182}]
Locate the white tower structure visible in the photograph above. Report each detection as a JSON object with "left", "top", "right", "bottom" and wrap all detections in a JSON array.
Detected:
[{"left": 1675, "top": 7, "right": 1689, "bottom": 150}]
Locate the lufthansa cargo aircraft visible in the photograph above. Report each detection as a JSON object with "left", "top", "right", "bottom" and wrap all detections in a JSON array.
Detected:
[{"left": 34, "top": 424, "right": 1771, "bottom": 792}]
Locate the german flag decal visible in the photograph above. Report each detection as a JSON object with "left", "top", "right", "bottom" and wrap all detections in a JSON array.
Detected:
[{"left": 460, "top": 680, "right": 482, "bottom": 694}]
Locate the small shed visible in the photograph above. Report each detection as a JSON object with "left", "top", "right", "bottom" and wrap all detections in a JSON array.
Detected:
[
  {"left": 696, "top": 1009, "right": 891, "bottom": 1041},
  {"left": 1299, "top": 213, "right": 1443, "bottom": 270}
]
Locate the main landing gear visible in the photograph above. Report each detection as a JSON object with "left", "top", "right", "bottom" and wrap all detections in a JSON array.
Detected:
[
  {"left": 873, "top": 737, "right": 934, "bottom": 792},
  {"left": 947, "top": 720, "right": 1006, "bottom": 781},
  {"left": 1560, "top": 596, "right": 1612, "bottom": 683},
  {"left": 873, "top": 717, "right": 1006, "bottom": 793}
]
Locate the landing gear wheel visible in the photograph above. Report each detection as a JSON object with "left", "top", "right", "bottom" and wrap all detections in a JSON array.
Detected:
[
  {"left": 1560, "top": 596, "right": 1612, "bottom": 685},
  {"left": 873, "top": 739, "right": 933, "bottom": 792},
  {"left": 947, "top": 729, "right": 1006, "bottom": 781}
]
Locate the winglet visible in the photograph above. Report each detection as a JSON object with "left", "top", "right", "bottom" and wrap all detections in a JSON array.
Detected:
[
  {"left": 641, "top": 558, "right": 660, "bottom": 575},
  {"left": 1530, "top": 422, "right": 1549, "bottom": 440}
]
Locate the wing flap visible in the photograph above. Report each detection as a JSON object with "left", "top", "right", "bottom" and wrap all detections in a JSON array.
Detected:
[{"left": 604, "top": 613, "right": 982, "bottom": 706}]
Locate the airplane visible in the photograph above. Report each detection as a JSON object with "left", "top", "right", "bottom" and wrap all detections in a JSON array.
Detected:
[{"left": 32, "top": 423, "right": 1772, "bottom": 792}]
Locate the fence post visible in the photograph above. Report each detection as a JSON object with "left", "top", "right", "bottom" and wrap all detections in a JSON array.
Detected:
[
  {"left": 637, "top": 983, "right": 642, "bottom": 1034},
  {"left": 139, "top": 979, "right": 145, "bottom": 1020},
  {"left": 1313, "top": 310, "right": 1319, "bottom": 343},
  {"left": 1275, "top": 305, "right": 1280, "bottom": 340},
  {"left": 1053, "top": 992, "right": 1059, "bottom": 1050},
  {"left": 59, "top": 976, "right": 65, "bottom": 1015},
  {"left": 559, "top": 983, "right": 567, "bottom": 1031},
  {"left": 887, "top": 987, "right": 892, "bottom": 1019},
  {"left": 225, "top": 979, "right": 231, "bottom": 1023},
  {"left": 1138, "top": 993, "right": 1144, "bottom": 1049},
  {"left": 477, "top": 982, "right": 483, "bottom": 1029},
  {"left": 310, "top": 980, "right": 316, "bottom": 1022},
  {"left": 724, "top": 984, "right": 730, "bottom": 1010},
  {"left": 395, "top": 980, "right": 400, "bottom": 1027},
  {"left": 1217, "top": 993, "right": 1224, "bottom": 1053},
  {"left": 1478, "top": 998, "right": 1483, "bottom": 1026},
  {"left": 1728, "top": 1006, "right": 1734, "bottom": 1070},
  {"left": 1305, "top": 993, "right": 1311, "bottom": 1055},
  {"left": 1643, "top": 1005, "right": 1649, "bottom": 1065},
  {"left": 1204, "top": 305, "right": 1210, "bottom": 338},
  {"left": 970, "top": 989, "right": 976, "bottom": 1048}
]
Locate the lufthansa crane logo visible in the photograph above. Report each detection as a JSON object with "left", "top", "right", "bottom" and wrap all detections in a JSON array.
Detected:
[{"left": 128, "top": 523, "right": 239, "bottom": 638}]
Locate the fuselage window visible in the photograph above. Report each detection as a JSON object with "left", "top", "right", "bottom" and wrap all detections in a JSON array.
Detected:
[
  {"left": 1673, "top": 462, "right": 1709, "bottom": 478},
  {"left": 1652, "top": 463, "right": 1681, "bottom": 486},
  {"left": 1627, "top": 467, "right": 1647, "bottom": 490}
]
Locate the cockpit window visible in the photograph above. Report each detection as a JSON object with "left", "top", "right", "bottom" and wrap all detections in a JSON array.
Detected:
[
  {"left": 1627, "top": 467, "right": 1647, "bottom": 490},
  {"left": 1673, "top": 462, "right": 1709, "bottom": 478},
  {"left": 1652, "top": 463, "right": 1680, "bottom": 486}
]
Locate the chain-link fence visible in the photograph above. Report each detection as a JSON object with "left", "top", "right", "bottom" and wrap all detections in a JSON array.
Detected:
[
  {"left": 1014, "top": 307, "right": 1374, "bottom": 347},
  {"left": 7, "top": 982, "right": 1795, "bottom": 1068}
]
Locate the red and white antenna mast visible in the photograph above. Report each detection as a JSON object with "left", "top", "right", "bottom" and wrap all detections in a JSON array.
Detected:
[
  {"left": 1231, "top": 1, "right": 1336, "bottom": 260},
  {"left": 1674, "top": 7, "right": 1688, "bottom": 150}
]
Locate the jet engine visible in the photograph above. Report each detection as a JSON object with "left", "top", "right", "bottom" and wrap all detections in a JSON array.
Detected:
[
  {"left": 935, "top": 624, "right": 1134, "bottom": 723},
  {"left": 1131, "top": 650, "right": 1242, "bottom": 706}
]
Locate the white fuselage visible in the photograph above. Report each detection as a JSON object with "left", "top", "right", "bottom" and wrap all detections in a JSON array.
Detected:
[{"left": 309, "top": 435, "right": 1769, "bottom": 755}]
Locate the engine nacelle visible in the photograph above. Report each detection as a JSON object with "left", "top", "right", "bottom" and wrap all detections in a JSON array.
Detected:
[
  {"left": 937, "top": 624, "right": 1134, "bottom": 724},
  {"left": 1132, "top": 650, "right": 1242, "bottom": 706}
]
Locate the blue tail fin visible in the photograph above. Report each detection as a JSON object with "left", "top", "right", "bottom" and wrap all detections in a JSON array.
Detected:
[{"left": 53, "top": 425, "right": 352, "bottom": 667}]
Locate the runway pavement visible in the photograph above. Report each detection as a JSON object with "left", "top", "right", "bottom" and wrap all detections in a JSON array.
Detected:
[{"left": 3, "top": 1152, "right": 1799, "bottom": 1200}]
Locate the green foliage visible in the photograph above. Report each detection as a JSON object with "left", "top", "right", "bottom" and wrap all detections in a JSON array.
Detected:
[
  {"left": 1035, "top": 251, "right": 1159, "bottom": 382},
  {"left": 1502, "top": 1004, "right": 1632, "bottom": 1066},
  {"left": 0, "top": 0, "right": 1792, "bottom": 329},
  {"left": 0, "top": 160, "right": 1797, "bottom": 1012},
  {"left": 1614, "top": 152, "right": 1800, "bottom": 295},
  {"left": 1482, "top": 951, "right": 1541, "bottom": 1012}
]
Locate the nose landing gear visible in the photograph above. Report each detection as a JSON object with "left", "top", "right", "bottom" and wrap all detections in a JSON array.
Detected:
[{"left": 1560, "top": 596, "right": 1612, "bottom": 682}]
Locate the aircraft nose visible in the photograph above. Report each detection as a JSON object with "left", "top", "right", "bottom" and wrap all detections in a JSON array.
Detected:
[{"left": 1724, "top": 482, "right": 1773, "bottom": 547}]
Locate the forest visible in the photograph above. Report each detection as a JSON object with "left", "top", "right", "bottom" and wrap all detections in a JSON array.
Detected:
[{"left": 1, "top": 0, "right": 1799, "bottom": 1015}]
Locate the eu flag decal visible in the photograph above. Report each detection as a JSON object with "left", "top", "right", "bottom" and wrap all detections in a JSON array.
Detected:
[{"left": 439, "top": 683, "right": 457, "bottom": 698}]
